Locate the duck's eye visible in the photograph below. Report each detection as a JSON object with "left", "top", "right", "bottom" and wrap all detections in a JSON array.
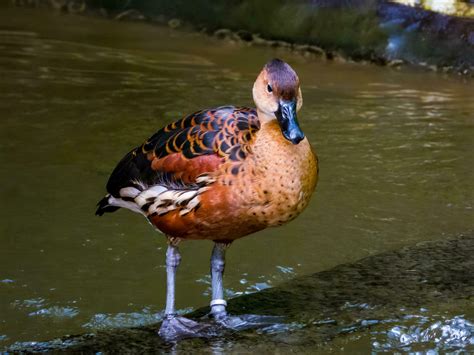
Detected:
[{"left": 267, "top": 84, "right": 273, "bottom": 93}]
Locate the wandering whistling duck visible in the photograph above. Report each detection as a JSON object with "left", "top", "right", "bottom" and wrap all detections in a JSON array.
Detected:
[{"left": 96, "top": 59, "right": 318, "bottom": 340}]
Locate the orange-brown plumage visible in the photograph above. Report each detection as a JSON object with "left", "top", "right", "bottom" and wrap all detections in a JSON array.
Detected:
[
  {"left": 149, "top": 153, "right": 223, "bottom": 184},
  {"left": 145, "top": 118, "right": 317, "bottom": 243},
  {"left": 96, "top": 59, "right": 319, "bottom": 338},
  {"left": 97, "top": 61, "right": 318, "bottom": 244}
]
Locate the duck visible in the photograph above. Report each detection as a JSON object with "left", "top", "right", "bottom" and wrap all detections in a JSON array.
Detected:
[{"left": 96, "top": 58, "right": 318, "bottom": 341}]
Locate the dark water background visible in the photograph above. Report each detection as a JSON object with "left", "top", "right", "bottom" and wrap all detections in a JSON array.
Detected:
[{"left": 0, "top": 4, "right": 472, "bottom": 348}]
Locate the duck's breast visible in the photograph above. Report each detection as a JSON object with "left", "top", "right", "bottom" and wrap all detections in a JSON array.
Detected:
[
  {"left": 242, "top": 120, "right": 318, "bottom": 227},
  {"left": 194, "top": 120, "right": 318, "bottom": 236}
]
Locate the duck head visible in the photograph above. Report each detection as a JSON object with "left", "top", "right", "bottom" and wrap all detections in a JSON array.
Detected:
[{"left": 253, "top": 58, "right": 304, "bottom": 144}]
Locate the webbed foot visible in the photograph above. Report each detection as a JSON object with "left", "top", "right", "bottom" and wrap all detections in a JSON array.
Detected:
[{"left": 158, "top": 315, "right": 217, "bottom": 342}]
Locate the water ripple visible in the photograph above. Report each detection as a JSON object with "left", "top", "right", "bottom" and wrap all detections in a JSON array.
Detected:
[
  {"left": 28, "top": 306, "right": 79, "bottom": 319},
  {"left": 373, "top": 315, "right": 474, "bottom": 352},
  {"left": 82, "top": 307, "right": 192, "bottom": 330}
]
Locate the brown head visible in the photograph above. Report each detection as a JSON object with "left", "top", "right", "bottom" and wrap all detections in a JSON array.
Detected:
[{"left": 253, "top": 59, "right": 304, "bottom": 144}]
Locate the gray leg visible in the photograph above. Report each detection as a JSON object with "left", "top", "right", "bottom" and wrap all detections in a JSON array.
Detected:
[
  {"left": 164, "top": 244, "right": 181, "bottom": 317},
  {"left": 209, "top": 242, "right": 285, "bottom": 330},
  {"left": 210, "top": 243, "right": 227, "bottom": 319},
  {"left": 159, "top": 241, "right": 283, "bottom": 340},
  {"left": 159, "top": 243, "right": 215, "bottom": 341}
]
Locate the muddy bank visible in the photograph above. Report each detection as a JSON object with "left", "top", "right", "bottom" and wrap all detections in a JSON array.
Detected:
[
  {"left": 6, "top": 234, "right": 474, "bottom": 353},
  {"left": 10, "top": 0, "right": 474, "bottom": 77}
]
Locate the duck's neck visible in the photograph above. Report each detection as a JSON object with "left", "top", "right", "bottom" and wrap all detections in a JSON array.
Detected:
[{"left": 257, "top": 109, "right": 277, "bottom": 125}]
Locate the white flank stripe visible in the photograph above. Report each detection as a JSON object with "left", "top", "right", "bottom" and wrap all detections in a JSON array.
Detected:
[
  {"left": 186, "top": 196, "right": 200, "bottom": 210},
  {"left": 108, "top": 196, "right": 143, "bottom": 215},
  {"left": 196, "top": 175, "right": 214, "bottom": 184},
  {"left": 116, "top": 183, "right": 205, "bottom": 217},
  {"left": 179, "top": 208, "right": 191, "bottom": 216},
  {"left": 155, "top": 190, "right": 177, "bottom": 202},
  {"left": 119, "top": 187, "right": 141, "bottom": 198},
  {"left": 174, "top": 190, "right": 198, "bottom": 205},
  {"left": 135, "top": 185, "right": 167, "bottom": 206}
]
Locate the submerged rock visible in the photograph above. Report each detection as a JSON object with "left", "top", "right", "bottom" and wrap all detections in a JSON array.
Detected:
[
  {"left": 214, "top": 28, "right": 233, "bottom": 40},
  {"left": 167, "top": 18, "right": 181, "bottom": 29},
  {"left": 271, "top": 40, "right": 292, "bottom": 49},
  {"left": 387, "top": 59, "right": 405, "bottom": 67},
  {"left": 236, "top": 30, "right": 253, "bottom": 42},
  {"left": 307, "top": 45, "right": 325, "bottom": 56},
  {"left": 251, "top": 34, "right": 268, "bottom": 46}
]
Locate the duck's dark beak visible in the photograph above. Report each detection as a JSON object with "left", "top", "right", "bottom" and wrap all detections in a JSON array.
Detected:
[{"left": 275, "top": 99, "right": 305, "bottom": 145}]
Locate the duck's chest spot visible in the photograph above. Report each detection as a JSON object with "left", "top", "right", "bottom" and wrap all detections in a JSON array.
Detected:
[{"left": 263, "top": 153, "right": 312, "bottom": 204}]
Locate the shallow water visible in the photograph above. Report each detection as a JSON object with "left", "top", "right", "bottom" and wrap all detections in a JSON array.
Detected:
[{"left": 0, "top": 4, "right": 473, "bottom": 350}]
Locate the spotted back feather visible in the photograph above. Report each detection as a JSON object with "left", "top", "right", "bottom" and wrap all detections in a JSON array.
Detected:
[
  {"left": 142, "top": 106, "right": 259, "bottom": 161},
  {"left": 96, "top": 106, "right": 260, "bottom": 216}
]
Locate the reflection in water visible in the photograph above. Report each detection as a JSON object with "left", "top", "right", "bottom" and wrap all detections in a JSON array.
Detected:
[{"left": 0, "top": 5, "right": 473, "bottom": 352}]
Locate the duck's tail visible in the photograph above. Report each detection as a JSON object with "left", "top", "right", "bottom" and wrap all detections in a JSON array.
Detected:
[{"left": 95, "top": 194, "right": 120, "bottom": 216}]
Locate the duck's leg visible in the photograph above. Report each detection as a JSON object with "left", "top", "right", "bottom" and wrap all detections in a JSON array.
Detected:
[
  {"left": 209, "top": 242, "right": 228, "bottom": 319},
  {"left": 210, "top": 242, "right": 284, "bottom": 330},
  {"left": 164, "top": 243, "right": 180, "bottom": 317},
  {"left": 158, "top": 242, "right": 213, "bottom": 341}
]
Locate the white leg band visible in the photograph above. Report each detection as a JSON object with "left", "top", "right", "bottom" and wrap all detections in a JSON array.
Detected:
[{"left": 210, "top": 299, "right": 227, "bottom": 307}]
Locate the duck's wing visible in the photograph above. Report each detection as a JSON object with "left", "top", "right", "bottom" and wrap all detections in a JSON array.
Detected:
[{"left": 96, "top": 106, "right": 260, "bottom": 216}]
